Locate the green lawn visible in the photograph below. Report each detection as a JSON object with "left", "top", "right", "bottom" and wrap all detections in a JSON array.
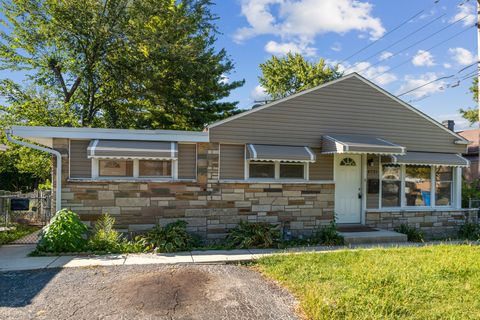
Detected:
[
  {"left": 256, "top": 245, "right": 480, "bottom": 320},
  {"left": 0, "top": 224, "right": 40, "bottom": 245}
]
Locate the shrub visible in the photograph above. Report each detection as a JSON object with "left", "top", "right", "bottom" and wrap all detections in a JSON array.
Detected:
[
  {"left": 458, "top": 222, "right": 480, "bottom": 240},
  {"left": 226, "top": 221, "right": 281, "bottom": 249},
  {"left": 314, "top": 221, "right": 344, "bottom": 246},
  {"left": 136, "top": 221, "right": 199, "bottom": 253},
  {"left": 88, "top": 214, "right": 123, "bottom": 252},
  {"left": 395, "top": 224, "right": 424, "bottom": 242},
  {"left": 36, "top": 209, "right": 88, "bottom": 253},
  {"left": 462, "top": 179, "right": 480, "bottom": 208}
]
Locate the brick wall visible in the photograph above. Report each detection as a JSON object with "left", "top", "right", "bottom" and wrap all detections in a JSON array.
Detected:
[{"left": 366, "top": 209, "right": 477, "bottom": 238}]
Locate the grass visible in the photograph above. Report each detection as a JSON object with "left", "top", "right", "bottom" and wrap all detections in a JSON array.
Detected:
[
  {"left": 0, "top": 224, "right": 40, "bottom": 245},
  {"left": 256, "top": 245, "right": 480, "bottom": 320}
]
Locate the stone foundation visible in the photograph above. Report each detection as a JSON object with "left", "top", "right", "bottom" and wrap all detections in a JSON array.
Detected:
[
  {"left": 366, "top": 209, "right": 477, "bottom": 238},
  {"left": 62, "top": 181, "right": 335, "bottom": 239}
]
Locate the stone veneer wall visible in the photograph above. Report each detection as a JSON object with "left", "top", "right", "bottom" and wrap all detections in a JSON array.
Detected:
[
  {"left": 54, "top": 140, "right": 335, "bottom": 239},
  {"left": 366, "top": 210, "right": 477, "bottom": 238}
]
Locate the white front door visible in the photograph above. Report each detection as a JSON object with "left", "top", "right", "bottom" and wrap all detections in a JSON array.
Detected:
[{"left": 335, "top": 154, "right": 362, "bottom": 224}]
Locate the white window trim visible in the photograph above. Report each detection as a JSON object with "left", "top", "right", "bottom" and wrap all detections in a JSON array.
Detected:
[
  {"left": 246, "top": 160, "right": 309, "bottom": 181},
  {"left": 91, "top": 158, "right": 178, "bottom": 181},
  {"left": 379, "top": 163, "right": 456, "bottom": 210}
]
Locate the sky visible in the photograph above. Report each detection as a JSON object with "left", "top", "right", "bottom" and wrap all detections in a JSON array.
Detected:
[{"left": 211, "top": 0, "right": 478, "bottom": 131}]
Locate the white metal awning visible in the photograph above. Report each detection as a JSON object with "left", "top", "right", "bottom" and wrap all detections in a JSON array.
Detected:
[
  {"left": 322, "top": 134, "right": 405, "bottom": 155},
  {"left": 246, "top": 144, "right": 315, "bottom": 162},
  {"left": 389, "top": 152, "right": 469, "bottom": 167},
  {"left": 87, "top": 140, "right": 177, "bottom": 160}
]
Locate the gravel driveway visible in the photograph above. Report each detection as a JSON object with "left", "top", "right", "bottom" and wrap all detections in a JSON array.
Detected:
[{"left": 0, "top": 264, "right": 299, "bottom": 320}]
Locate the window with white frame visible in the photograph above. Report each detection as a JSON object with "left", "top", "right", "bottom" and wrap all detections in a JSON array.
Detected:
[
  {"left": 381, "top": 165, "right": 401, "bottom": 207},
  {"left": 93, "top": 158, "right": 176, "bottom": 179},
  {"left": 435, "top": 166, "right": 453, "bottom": 206},
  {"left": 248, "top": 161, "right": 306, "bottom": 180},
  {"left": 380, "top": 164, "right": 455, "bottom": 208}
]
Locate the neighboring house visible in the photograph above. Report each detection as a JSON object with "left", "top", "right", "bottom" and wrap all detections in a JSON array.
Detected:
[
  {"left": 456, "top": 128, "right": 479, "bottom": 181},
  {"left": 5, "top": 73, "right": 472, "bottom": 238}
]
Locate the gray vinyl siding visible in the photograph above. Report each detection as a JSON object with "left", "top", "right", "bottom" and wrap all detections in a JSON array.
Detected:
[
  {"left": 178, "top": 144, "right": 197, "bottom": 179},
  {"left": 309, "top": 149, "right": 333, "bottom": 180},
  {"left": 220, "top": 144, "right": 245, "bottom": 179},
  {"left": 209, "top": 76, "right": 465, "bottom": 154},
  {"left": 70, "top": 140, "right": 91, "bottom": 178}
]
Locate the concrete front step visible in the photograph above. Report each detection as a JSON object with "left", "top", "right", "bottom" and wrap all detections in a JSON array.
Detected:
[{"left": 340, "top": 229, "right": 408, "bottom": 245}]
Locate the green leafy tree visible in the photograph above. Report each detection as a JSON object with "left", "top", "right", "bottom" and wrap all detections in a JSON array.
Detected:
[
  {"left": 259, "top": 53, "right": 342, "bottom": 100},
  {"left": 0, "top": 0, "right": 243, "bottom": 129},
  {"left": 459, "top": 78, "right": 478, "bottom": 125},
  {"left": 0, "top": 0, "right": 243, "bottom": 190}
]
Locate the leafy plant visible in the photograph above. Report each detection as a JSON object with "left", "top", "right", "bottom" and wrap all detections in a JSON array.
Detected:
[
  {"left": 458, "top": 222, "right": 480, "bottom": 240},
  {"left": 88, "top": 214, "right": 123, "bottom": 252},
  {"left": 395, "top": 224, "right": 424, "bottom": 242},
  {"left": 462, "top": 179, "right": 480, "bottom": 208},
  {"left": 135, "top": 221, "right": 199, "bottom": 253},
  {"left": 36, "top": 209, "right": 88, "bottom": 253},
  {"left": 313, "top": 221, "right": 344, "bottom": 246},
  {"left": 226, "top": 221, "right": 281, "bottom": 249}
]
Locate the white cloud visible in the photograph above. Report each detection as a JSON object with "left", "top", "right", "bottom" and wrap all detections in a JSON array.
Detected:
[
  {"left": 397, "top": 73, "right": 446, "bottom": 98},
  {"left": 450, "top": 3, "right": 476, "bottom": 27},
  {"left": 220, "top": 74, "right": 230, "bottom": 84},
  {"left": 331, "top": 42, "right": 342, "bottom": 52},
  {"left": 250, "top": 85, "right": 270, "bottom": 101},
  {"left": 412, "top": 50, "right": 435, "bottom": 67},
  {"left": 443, "top": 63, "right": 452, "bottom": 69},
  {"left": 339, "top": 61, "right": 397, "bottom": 86},
  {"left": 264, "top": 40, "right": 316, "bottom": 56},
  {"left": 448, "top": 47, "right": 477, "bottom": 66},
  {"left": 235, "top": 0, "right": 385, "bottom": 51},
  {"left": 379, "top": 51, "right": 393, "bottom": 61}
]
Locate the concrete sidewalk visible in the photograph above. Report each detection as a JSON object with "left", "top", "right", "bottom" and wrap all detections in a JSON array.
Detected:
[{"left": 0, "top": 240, "right": 476, "bottom": 272}]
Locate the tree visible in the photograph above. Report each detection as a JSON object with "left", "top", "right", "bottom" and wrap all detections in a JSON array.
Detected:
[
  {"left": 0, "top": 0, "right": 243, "bottom": 130},
  {"left": 0, "top": 0, "right": 244, "bottom": 191},
  {"left": 459, "top": 78, "right": 478, "bottom": 125},
  {"left": 258, "top": 53, "right": 342, "bottom": 100}
]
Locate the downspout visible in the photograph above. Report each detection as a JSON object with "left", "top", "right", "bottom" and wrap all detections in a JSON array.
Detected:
[{"left": 5, "top": 129, "right": 62, "bottom": 213}]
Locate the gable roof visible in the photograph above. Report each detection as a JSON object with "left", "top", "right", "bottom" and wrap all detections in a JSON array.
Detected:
[{"left": 208, "top": 73, "right": 468, "bottom": 144}]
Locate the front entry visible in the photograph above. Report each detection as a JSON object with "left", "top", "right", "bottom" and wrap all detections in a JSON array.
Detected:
[{"left": 334, "top": 154, "right": 362, "bottom": 224}]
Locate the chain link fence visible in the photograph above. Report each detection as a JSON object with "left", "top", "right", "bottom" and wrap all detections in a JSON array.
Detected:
[{"left": 0, "top": 190, "right": 52, "bottom": 244}]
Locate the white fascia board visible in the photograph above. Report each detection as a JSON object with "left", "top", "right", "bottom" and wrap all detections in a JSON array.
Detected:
[{"left": 10, "top": 125, "right": 209, "bottom": 143}]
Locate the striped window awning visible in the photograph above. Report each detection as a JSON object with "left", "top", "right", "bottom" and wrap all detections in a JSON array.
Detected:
[
  {"left": 389, "top": 152, "right": 469, "bottom": 167},
  {"left": 246, "top": 144, "right": 315, "bottom": 162},
  {"left": 322, "top": 134, "right": 405, "bottom": 155},
  {"left": 87, "top": 140, "right": 177, "bottom": 160}
]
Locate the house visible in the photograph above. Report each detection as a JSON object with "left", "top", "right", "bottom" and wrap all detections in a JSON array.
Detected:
[
  {"left": 456, "top": 128, "right": 479, "bottom": 182},
  {"left": 4, "top": 73, "right": 472, "bottom": 239},
  {"left": 0, "top": 144, "right": 7, "bottom": 152}
]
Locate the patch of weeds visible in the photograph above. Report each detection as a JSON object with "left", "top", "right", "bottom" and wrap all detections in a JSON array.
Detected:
[
  {"left": 313, "top": 221, "right": 344, "bottom": 246},
  {"left": 226, "top": 221, "right": 281, "bottom": 249},
  {"left": 0, "top": 224, "right": 39, "bottom": 245},
  {"left": 136, "top": 220, "right": 200, "bottom": 253},
  {"left": 395, "top": 224, "right": 424, "bottom": 242},
  {"left": 458, "top": 222, "right": 480, "bottom": 241}
]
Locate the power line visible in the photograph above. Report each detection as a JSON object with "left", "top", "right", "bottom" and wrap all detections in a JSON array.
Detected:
[
  {"left": 345, "top": 13, "right": 446, "bottom": 72},
  {"left": 339, "top": 10, "right": 426, "bottom": 64},
  {"left": 339, "top": 0, "right": 445, "bottom": 65},
  {"left": 353, "top": 14, "right": 472, "bottom": 75},
  {"left": 397, "top": 61, "right": 478, "bottom": 97},
  {"left": 372, "top": 24, "right": 475, "bottom": 80}
]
